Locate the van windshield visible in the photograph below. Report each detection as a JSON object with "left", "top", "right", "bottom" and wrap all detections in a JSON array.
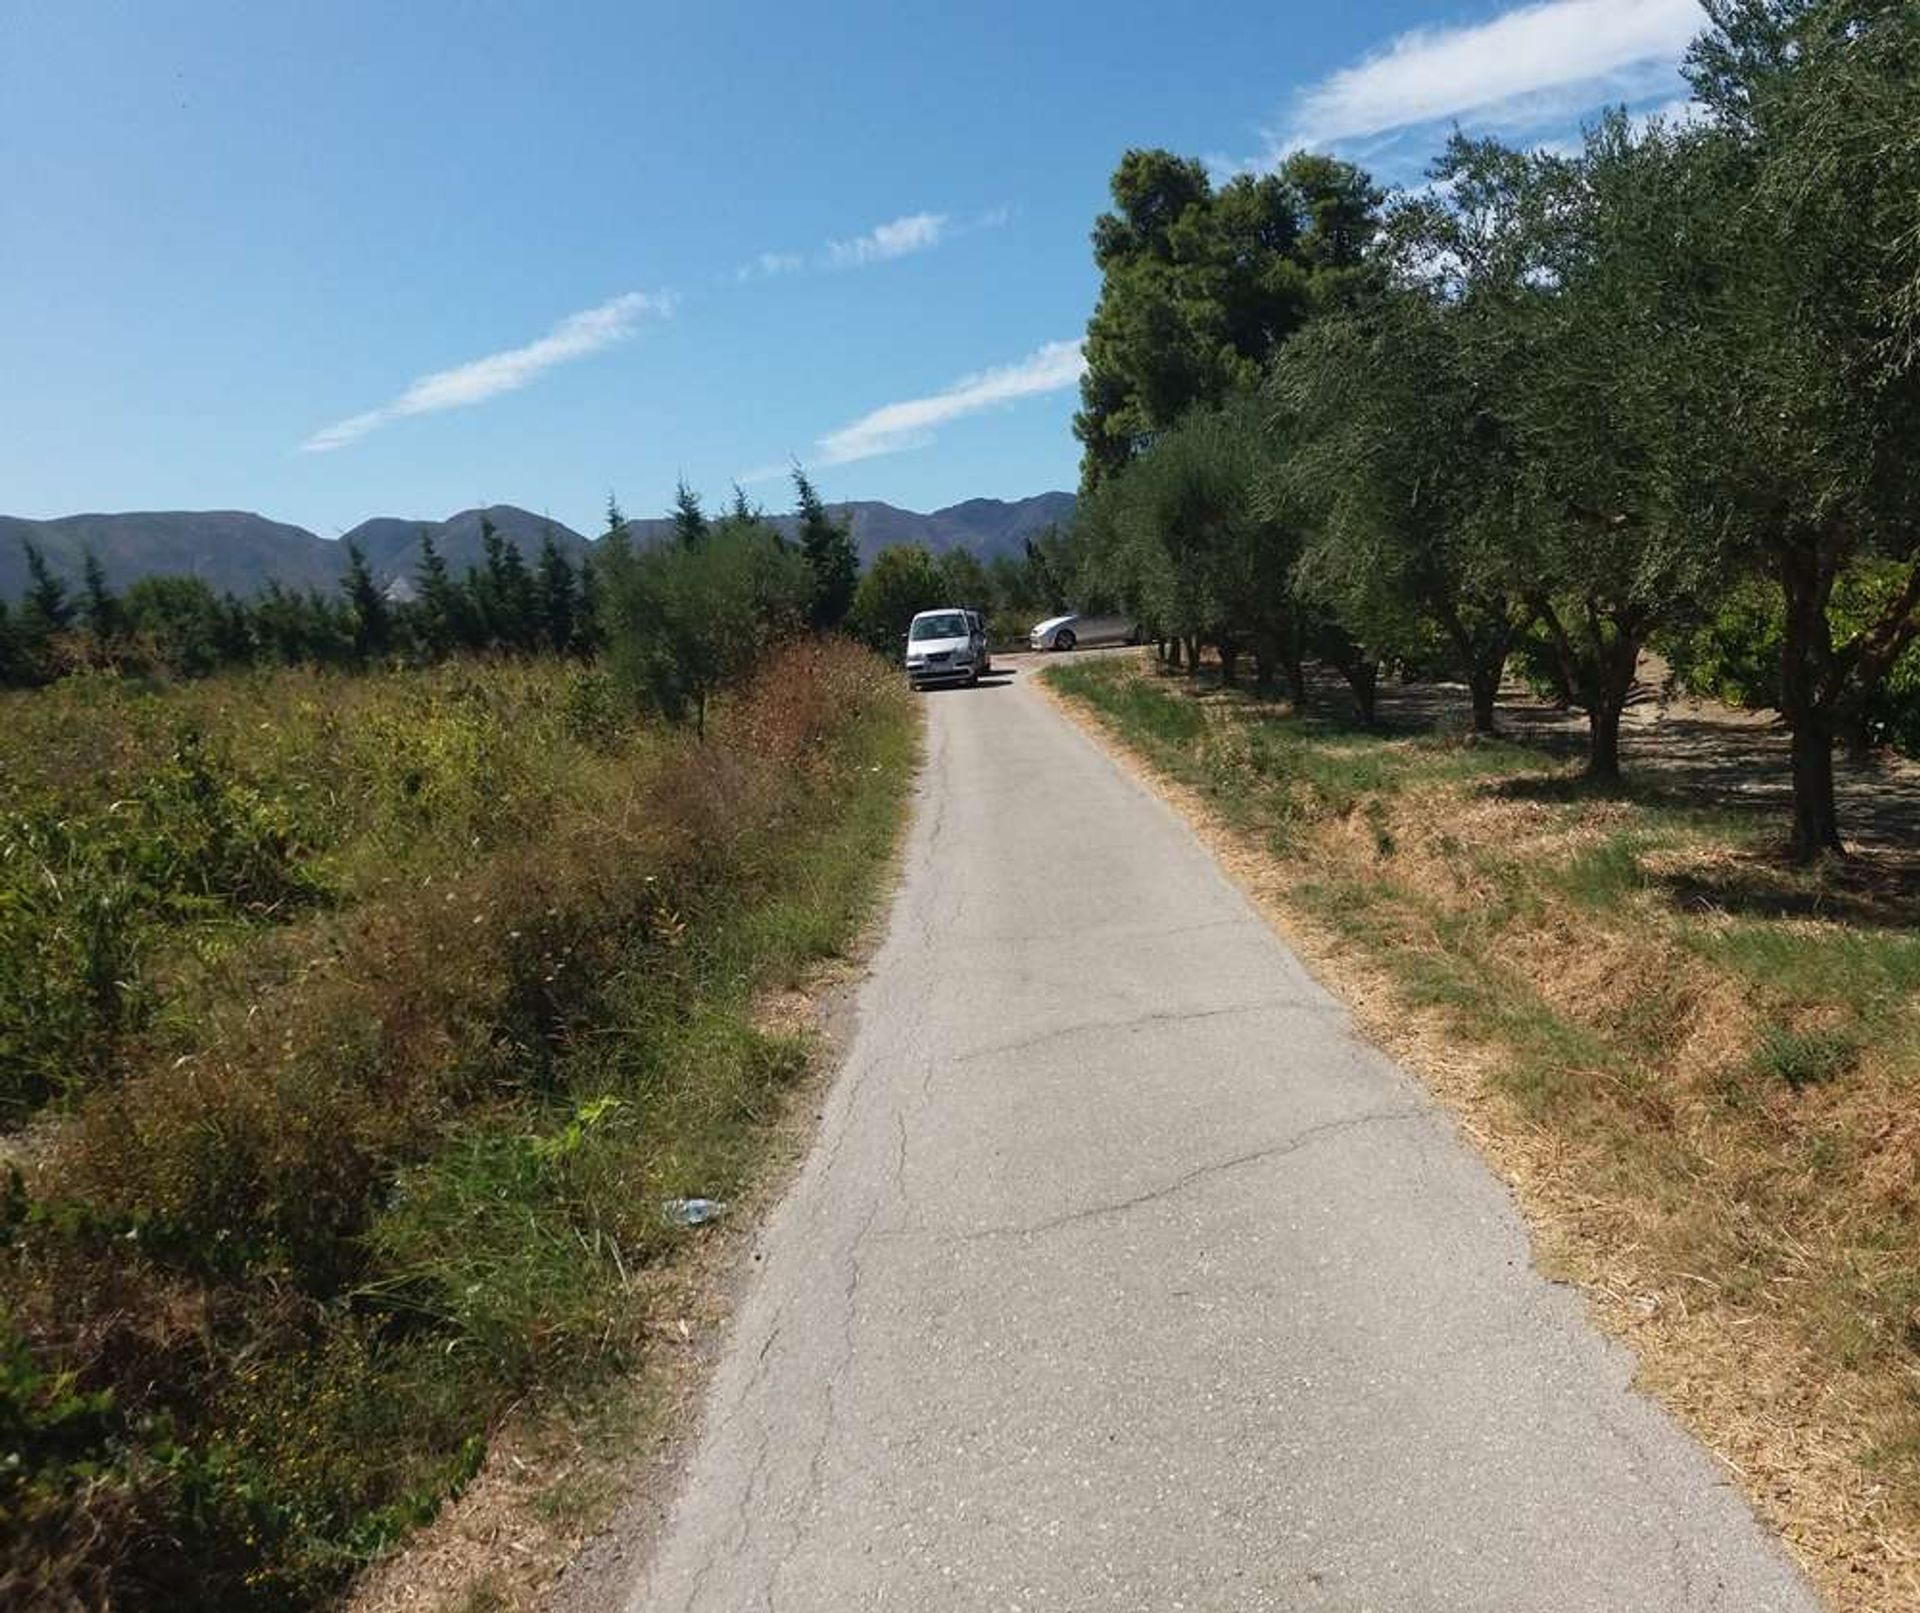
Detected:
[{"left": 910, "top": 614, "right": 968, "bottom": 642}]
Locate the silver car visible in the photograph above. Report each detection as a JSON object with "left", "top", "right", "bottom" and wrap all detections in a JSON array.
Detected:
[{"left": 1029, "top": 613, "right": 1139, "bottom": 652}]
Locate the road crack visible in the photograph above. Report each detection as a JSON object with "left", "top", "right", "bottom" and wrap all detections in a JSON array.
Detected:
[
  {"left": 959, "top": 1107, "right": 1429, "bottom": 1241},
  {"left": 956, "top": 996, "right": 1327, "bottom": 1067}
]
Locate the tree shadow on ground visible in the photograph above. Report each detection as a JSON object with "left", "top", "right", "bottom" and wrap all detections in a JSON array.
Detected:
[
  {"left": 1158, "top": 653, "right": 1919, "bottom": 890},
  {"left": 1649, "top": 853, "right": 1920, "bottom": 930}
]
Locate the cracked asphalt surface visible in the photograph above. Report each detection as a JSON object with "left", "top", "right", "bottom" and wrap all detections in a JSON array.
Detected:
[{"left": 624, "top": 664, "right": 1818, "bottom": 1612}]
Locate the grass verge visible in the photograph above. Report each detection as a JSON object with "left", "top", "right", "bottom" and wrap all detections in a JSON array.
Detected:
[
  {"left": 1, "top": 639, "right": 916, "bottom": 1608},
  {"left": 1044, "top": 654, "right": 1920, "bottom": 1612}
]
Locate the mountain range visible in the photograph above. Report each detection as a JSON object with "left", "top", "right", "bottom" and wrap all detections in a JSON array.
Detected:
[{"left": 0, "top": 493, "right": 1077, "bottom": 601}]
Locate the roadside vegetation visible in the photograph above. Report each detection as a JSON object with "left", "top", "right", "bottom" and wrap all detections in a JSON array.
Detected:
[
  {"left": 0, "top": 464, "right": 915, "bottom": 1604},
  {"left": 1062, "top": 0, "right": 1919, "bottom": 861},
  {"left": 1046, "top": 652, "right": 1919, "bottom": 1601}
]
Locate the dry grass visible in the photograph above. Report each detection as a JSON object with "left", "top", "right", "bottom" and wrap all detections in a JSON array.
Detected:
[{"left": 1042, "top": 655, "right": 1920, "bottom": 1613}]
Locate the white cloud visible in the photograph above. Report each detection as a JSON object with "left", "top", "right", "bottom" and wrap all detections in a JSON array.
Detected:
[
  {"left": 737, "top": 207, "right": 1009, "bottom": 283},
  {"left": 826, "top": 211, "right": 949, "bottom": 268},
  {"left": 300, "top": 290, "right": 674, "bottom": 452},
  {"left": 737, "top": 251, "right": 805, "bottom": 282},
  {"left": 814, "top": 339, "right": 1086, "bottom": 466},
  {"left": 1275, "top": 0, "right": 1704, "bottom": 152}
]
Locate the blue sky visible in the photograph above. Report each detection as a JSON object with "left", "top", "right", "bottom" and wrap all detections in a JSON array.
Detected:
[{"left": 1, "top": 0, "right": 1703, "bottom": 536}]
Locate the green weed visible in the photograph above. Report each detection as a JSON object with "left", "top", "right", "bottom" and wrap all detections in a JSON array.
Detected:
[{"left": 1749, "top": 1025, "right": 1860, "bottom": 1089}]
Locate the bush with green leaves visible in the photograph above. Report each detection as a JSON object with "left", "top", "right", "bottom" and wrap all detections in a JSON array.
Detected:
[
  {"left": 599, "top": 513, "right": 810, "bottom": 733},
  {"left": 847, "top": 543, "right": 948, "bottom": 656},
  {"left": 1664, "top": 560, "right": 1920, "bottom": 758}
]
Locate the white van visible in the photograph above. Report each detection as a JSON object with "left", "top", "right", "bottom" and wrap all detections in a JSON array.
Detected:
[{"left": 905, "top": 607, "right": 986, "bottom": 689}]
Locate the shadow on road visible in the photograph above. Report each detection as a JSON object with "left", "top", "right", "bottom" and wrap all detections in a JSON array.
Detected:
[{"left": 917, "top": 671, "right": 1018, "bottom": 692}]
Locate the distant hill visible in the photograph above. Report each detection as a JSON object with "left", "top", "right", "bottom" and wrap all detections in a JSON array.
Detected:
[
  {"left": 0, "top": 494, "right": 1076, "bottom": 600},
  {"left": 622, "top": 492, "right": 1076, "bottom": 567},
  {"left": 0, "top": 511, "right": 343, "bottom": 599},
  {"left": 339, "top": 506, "right": 591, "bottom": 584}
]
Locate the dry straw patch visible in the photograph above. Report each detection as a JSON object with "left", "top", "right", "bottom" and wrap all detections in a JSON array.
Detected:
[{"left": 1038, "top": 659, "right": 1920, "bottom": 1612}]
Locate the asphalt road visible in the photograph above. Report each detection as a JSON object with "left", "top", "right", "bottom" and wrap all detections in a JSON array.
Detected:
[{"left": 624, "top": 660, "right": 1818, "bottom": 1612}]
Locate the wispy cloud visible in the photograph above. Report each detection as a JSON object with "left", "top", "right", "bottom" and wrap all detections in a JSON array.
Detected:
[
  {"left": 736, "top": 251, "right": 805, "bottom": 283},
  {"left": 1272, "top": 0, "right": 1703, "bottom": 154},
  {"left": 735, "top": 207, "right": 1008, "bottom": 282},
  {"left": 300, "top": 290, "right": 675, "bottom": 452},
  {"left": 810, "top": 339, "right": 1086, "bottom": 467},
  {"left": 826, "top": 211, "right": 949, "bottom": 267}
]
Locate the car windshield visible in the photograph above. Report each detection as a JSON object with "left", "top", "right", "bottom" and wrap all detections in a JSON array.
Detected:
[{"left": 911, "top": 614, "right": 968, "bottom": 641}]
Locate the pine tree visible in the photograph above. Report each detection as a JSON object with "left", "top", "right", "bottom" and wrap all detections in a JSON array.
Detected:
[
  {"left": 342, "top": 540, "right": 392, "bottom": 662},
  {"left": 671, "top": 479, "right": 709, "bottom": 549},
  {"left": 254, "top": 581, "right": 299, "bottom": 664},
  {"left": 473, "top": 517, "right": 512, "bottom": 648},
  {"left": 490, "top": 533, "right": 538, "bottom": 652},
  {"left": 0, "top": 598, "right": 30, "bottom": 687},
  {"left": 21, "top": 540, "right": 74, "bottom": 634},
  {"left": 534, "top": 528, "right": 578, "bottom": 654},
  {"left": 574, "top": 553, "right": 602, "bottom": 654},
  {"left": 792, "top": 467, "right": 858, "bottom": 631},
  {"left": 414, "top": 532, "right": 465, "bottom": 657},
  {"left": 81, "top": 550, "right": 125, "bottom": 650},
  {"left": 213, "top": 593, "right": 255, "bottom": 665}
]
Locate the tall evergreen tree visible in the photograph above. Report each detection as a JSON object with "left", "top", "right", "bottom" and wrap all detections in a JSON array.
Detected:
[
  {"left": 0, "top": 597, "right": 28, "bottom": 687},
  {"left": 792, "top": 467, "right": 858, "bottom": 631},
  {"left": 414, "top": 531, "right": 464, "bottom": 657},
  {"left": 492, "top": 533, "right": 538, "bottom": 651},
  {"left": 80, "top": 550, "right": 125, "bottom": 650},
  {"left": 471, "top": 517, "right": 540, "bottom": 649},
  {"left": 1073, "top": 149, "right": 1381, "bottom": 491},
  {"left": 21, "top": 540, "right": 74, "bottom": 634},
  {"left": 342, "top": 540, "right": 392, "bottom": 663},
  {"left": 574, "top": 553, "right": 602, "bottom": 654},
  {"left": 213, "top": 592, "right": 255, "bottom": 665},
  {"left": 671, "top": 480, "right": 710, "bottom": 549},
  {"left": 535, "top": 527, "right": 579, "bottom": 654}
]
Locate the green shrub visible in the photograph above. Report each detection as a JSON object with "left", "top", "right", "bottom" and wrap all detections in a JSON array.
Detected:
[
  {"left": 1749, "top": 1025, "right": 1860, "bottom": 1090},
  {"left": 1663, "top": 561, "right": 1920, "bottom": 756}
]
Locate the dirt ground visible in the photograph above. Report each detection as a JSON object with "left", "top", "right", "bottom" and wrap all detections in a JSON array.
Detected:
[{"left": 1357, "top": 658, "right": 1918, "bottom": 859}]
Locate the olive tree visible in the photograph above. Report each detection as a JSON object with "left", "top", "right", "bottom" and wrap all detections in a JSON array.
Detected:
[{"left": 1673, "top": 0, "right": 1920, "bottom": 855}]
